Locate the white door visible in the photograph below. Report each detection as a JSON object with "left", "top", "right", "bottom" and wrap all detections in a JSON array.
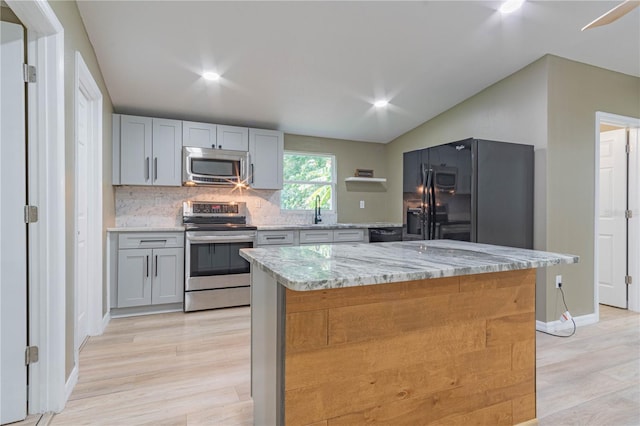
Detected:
[
  {"left": 76, "top": 89, "right": 90, "bottom": 351},
  {"left": 598, "top": 129, "right": 628, "bottom": 308},
  {"left": 1, "top": 21, "right": 28, "bottom": 424}
]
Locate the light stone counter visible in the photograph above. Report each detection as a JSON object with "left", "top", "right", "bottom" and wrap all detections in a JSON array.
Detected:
[
  {"left": 240, "top": 239, "right": 578, "bottom": 291},
  {"left": 255, "top": 222, "right": 402, "bottom": 230},
  {"left": 107, "top": 227, "right": 185, "bottom": 233}
]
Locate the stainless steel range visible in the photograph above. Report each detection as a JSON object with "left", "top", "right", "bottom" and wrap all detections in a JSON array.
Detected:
[{"left": 183, "top": 201, "right": 257, "bottom": 312}]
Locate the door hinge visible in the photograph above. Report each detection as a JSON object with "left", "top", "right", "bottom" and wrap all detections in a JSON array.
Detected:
[
  {"left": 25, "top": 346, "right": 39, "bottom": 365},
  {"left": 24, "top": 205, "right": 38, "bottom": 224},
  {"left": 23, "top": 64, "right": 36, "bottom": 83},
  {"left": 626, "top": 210, "right": 633, "bottom": 219},
  {"left": 625, "top": 275, "right": 632, "bottom": 285}
]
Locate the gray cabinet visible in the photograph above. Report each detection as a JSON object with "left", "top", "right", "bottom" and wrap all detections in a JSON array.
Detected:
[
  {"left": 182, "top": 121, "right": 217, "bottom": 149},
  {"left": 113, "top": 114, "right": 182, "bottom": 186},
  {"left": 299, "top": 229, "right": 333, "bottom": 244},
  {"left": 256, "top": 230, "right": 296, "bottom": 246},
  {"left": 333, "top": 229, "right": 366, "bottom": 243},
  {"left": 115, "top": 232, "right": 184, "bottom": 309},
  {"left": 117, "top": 248, "right": 150, "bottom": 307},
  {"left": 257, "top": 228, "right": 366, "bottom": 247},
  {"left": 183, "top": 122, "right": 249, "bottom": 151},
  {"left": 300, "top": 229, "right": 365, "bottom": 244},
  {"left": 249, "top": 129, "right": 284, "bottom": 190},
  {"left": 217, "top": 125, "right": 249, "bottom": 151}
]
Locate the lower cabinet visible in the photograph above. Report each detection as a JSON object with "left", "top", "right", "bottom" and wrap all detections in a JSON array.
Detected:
[
  {"left": 114, "top": 232, "right": 184, "bottom": 310},
  {"left": 300, "top": 229, "right": 366, "bottom": 245},
  {"left": 257, "top": 228, "right": 366, "bottom": 247},
  {"left": 117, "top": 247, "right": 184, "bottom": 308}
]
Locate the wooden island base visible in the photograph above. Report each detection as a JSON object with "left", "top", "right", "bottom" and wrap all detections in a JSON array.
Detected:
[{"left": 252, "top": 268, "right": 537, "bottom": 425}]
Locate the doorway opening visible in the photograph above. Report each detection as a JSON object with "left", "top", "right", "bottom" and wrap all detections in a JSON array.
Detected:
[
  {"left": 595, "top": 112, "right": 640, "bottom": 315},
  {"left": 73, "top": 51, "right": 104, "bottom": 369}
]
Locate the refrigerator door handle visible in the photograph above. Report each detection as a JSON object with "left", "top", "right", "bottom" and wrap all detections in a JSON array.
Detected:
[
  {"left": 430, "top": 170, "right": 437, "bottom": 239},
  {"left": 425, "top": 168, "right": 433, "bottom": 239}
]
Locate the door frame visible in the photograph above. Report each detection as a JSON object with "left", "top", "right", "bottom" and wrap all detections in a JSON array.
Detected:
[
  {"left": 6, "top": 0, "right": 67, "bottom": 414},
  {"left": 73, "top": 51, "right": 103, "bottom": 365},
  {"left": 594, "top": 111, "right": 640, "bottom": 315}
]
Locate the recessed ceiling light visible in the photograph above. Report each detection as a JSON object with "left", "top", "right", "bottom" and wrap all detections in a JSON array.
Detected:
[
  {"left": 374, "top": 100, "right": 389, "bottom": 108},
  {"left": 203, "top": 71, "right": 220, "bottom": 81},
  {"left": 499, "top": 0, "right": 525, "bottom": 14}
]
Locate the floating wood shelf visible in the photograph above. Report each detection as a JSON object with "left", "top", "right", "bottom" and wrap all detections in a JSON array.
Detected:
[{"left": 344, "top": 177, "right": 387, "bottom": 183}]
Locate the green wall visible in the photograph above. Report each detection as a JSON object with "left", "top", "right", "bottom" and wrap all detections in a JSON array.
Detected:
[
  {"left": 386, "top": 54, "right": 640, "bottom": 323},
  {"left": 285, "top": 134, "right": 389, "bottom": 223},
  {"left": 47, "top": 0, "right": 115, "bottom": 380},
  {"left": 545, "top": 56, "right": 640, "bottom": 321},
  {"left": 386, "top": 56, "right": 551, "bottom": 320}
]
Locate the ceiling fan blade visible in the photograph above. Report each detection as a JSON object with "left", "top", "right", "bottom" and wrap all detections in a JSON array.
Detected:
[{"left": 581, "top": 0, "right": 640, "bottom": 31}]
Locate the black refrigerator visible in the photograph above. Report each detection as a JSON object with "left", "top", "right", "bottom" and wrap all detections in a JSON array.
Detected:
[{"left": 402, "top": 138, "right": 534, "bottom": 249}]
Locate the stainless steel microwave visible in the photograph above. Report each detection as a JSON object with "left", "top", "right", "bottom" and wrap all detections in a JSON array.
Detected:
[{"left": 183, "top": 147, "right": 249, "bottom": 186}]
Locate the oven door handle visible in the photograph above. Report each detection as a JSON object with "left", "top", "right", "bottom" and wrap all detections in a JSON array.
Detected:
[{"left": 187, "top": 235, "right": 255, "bottom": 243}]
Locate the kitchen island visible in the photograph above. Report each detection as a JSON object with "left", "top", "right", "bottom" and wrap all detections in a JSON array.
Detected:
[{"left": 240, "top": 240, "right": 578, "bottom": 425}]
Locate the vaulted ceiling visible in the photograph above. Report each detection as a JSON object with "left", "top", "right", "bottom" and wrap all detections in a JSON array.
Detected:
[{"left": 77, "top": 1, "right": 640, "bottom": 143}]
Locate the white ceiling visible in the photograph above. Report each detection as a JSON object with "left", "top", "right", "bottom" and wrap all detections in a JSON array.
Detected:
[{"left": 77, "top": 1, "right": 640, "bottom": 143}]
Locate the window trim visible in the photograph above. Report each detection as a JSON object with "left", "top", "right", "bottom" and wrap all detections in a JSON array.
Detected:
[{"left": 282, "top": 150, "right": 337, "bottom": 213}]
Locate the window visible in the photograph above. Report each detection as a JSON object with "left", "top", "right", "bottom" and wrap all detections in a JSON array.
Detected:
[{"left": 281, "top": 151, "right": 336, "bottom": 211}]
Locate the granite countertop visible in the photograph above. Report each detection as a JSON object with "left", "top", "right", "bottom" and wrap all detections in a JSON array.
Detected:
[
  {"left": 256, "top": 222, "right": 402, "bottom": 231},
  {"left": 107, "top": 227, "right": 185, "bottom": 233},
  {"left": 239, "top": 239, "right": 579, "bottom": 291}
]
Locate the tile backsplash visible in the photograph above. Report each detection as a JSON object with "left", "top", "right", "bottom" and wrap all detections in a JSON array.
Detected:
[{"left": 115, "top": 186, "right": 337, "bottom": 227}]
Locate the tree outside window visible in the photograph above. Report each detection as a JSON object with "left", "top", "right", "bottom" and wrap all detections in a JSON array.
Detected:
[{"left": 281, "top": 152, "right": 335, "bottom": 211}]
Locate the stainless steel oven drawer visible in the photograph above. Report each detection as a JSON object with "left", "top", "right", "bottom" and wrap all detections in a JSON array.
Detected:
[
  {"left": 184, "top": 286, "right": 250, "bottom": 312},
  {"left": 185, "top": 273, "right": 250, "bottom": 291}
]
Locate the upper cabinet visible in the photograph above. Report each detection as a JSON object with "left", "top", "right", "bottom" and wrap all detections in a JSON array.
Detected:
[
  {"left": 217, "top": 125, "right": 249, "bottom": 151},
  {"left": 183, "top": 122, "right": 248, "bottom": 151},
  {"left": 113, "top": 114, "right": 182, "bottom": 186},
  {"left": 182, "top": 121, "right": 217, "bottom": 149},
  {"left": 249, "top": 129, "right": 284, "bottom": 190},
  {"left": 114, "top": 114, "right": 282, "bottom": 188}
]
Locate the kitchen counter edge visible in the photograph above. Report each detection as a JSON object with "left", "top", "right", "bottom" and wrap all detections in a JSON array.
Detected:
[
  {"left": 107, "top": 227, "right": 186, "bottom": 233},
  {"left": 240, "top": 239, "right": 579, "bottom": 291},
  {"left": 255, "top": 222, "right": 402, "bottom": 231}
]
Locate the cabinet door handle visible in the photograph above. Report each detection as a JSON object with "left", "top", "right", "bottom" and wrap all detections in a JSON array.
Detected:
[
  {"left": 266, "top": 236, "right": 286, "bottom": 240},
  {"left": 155, "top": 255, "right": 158, "bottom": 277},
  {"left": 154, "top": 157, "right": 158, "bottom": 181},
  {"left": 145, "top": 157, "right": 150, "bottom": 181},
  {"left": 251, "top": 164, "right": 255, "bottom": 184},
  {"left": 146, "top": 255, "right": 149, "bottom": 277},
  {"left": 140, "top": 239, "right": 167, "bottom": 244}
]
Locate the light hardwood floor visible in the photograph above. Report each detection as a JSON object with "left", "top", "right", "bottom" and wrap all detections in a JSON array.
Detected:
[
  {"left": 18, "top": 304, "right": 638, "bottom": 425},
  {"left": 537, "top": 305, "right": 640, "bottom": 425}
]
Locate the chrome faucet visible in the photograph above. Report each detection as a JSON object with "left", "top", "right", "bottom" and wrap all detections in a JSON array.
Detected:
[{"left": 314, "top": 195, "right": 322, "bottom": 224}]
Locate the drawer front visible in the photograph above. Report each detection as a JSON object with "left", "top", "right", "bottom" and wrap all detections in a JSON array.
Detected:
[
  {"left": 333, "top": 229, "right": 365, "bottom": 243},
  {"left": 299, "top": 229, "right": 333, "bottom": 244},
  {"left": 257, "top": 231, "right": 295, "bottom": 246},
  {"left": 118, "top": 232, "right": 184, "bottom": 249}
]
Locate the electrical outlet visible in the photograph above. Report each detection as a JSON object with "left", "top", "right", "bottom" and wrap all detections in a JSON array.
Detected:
[
  {"left": 555, "top": 274, "right": 562, "bottom": 288},
  {"left": 359, "top": 200, "right": 365, "bottom": 209}
]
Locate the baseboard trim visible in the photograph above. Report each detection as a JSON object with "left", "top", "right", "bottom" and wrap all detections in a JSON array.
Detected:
[
  {"left": 102, "top": 311, "right": 111, "bottom": 333},
  {"left": 536, "top": 313, "right": 598, "bottom": 333},
  {"left": 64, "top": 365, "right": 78, "bottom": 407}
]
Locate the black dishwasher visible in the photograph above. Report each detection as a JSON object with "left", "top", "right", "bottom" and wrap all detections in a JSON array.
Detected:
[{"left": 368, "top": 227, "right": 403, "bottom": 243}]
